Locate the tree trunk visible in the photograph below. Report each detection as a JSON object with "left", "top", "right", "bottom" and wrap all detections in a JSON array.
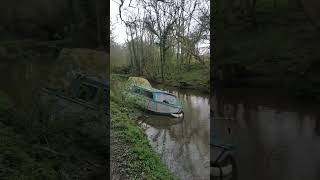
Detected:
[
  {"left": 160, "top": 42, "right": 165, "bottom": 82},
  {"left": 95, "top": 0, "right": 101, "bottom": 45},
  {"left": 7, "top": 0, "right": 14, "bottom": 31},
  {"left": 251, "top": 0, "right": 257, "bottom": 26},
  {"left": 139, "top": 22, "right": 144, "bottom": 75},
  {"left": 134, "top": 27, "right": 141, "bottom": 75},
  {"left": 176, "top": 41, "right": 180, "bottom": 66},
  {"left": 129, "top": 27, "right": 139, "bottom": 74}
]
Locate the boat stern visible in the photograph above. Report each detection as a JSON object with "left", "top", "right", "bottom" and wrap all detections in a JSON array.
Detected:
[
  {"left": 211, "top": 144, "right": 236, "bottom": 178},
  {"left": 170, "top": 109, "right": 184, "bottom": 118}
]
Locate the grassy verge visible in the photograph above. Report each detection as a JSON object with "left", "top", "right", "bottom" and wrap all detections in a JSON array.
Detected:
[
  {"left": 110, "top": 75, "right": 176, "bottom": 180},
  {"left": 0, "top": 90, "right": 108, "bottom": 180}
]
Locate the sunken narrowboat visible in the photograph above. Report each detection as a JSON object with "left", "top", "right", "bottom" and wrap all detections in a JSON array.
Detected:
[
  {"left": 126, "top": 77, "right": 183, "bottom": 118},
  {"left": 41, "top": 72, "right": 109, "bottom": 114}
]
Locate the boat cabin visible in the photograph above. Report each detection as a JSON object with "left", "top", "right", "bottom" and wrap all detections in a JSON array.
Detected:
[
  {"left": 69, "top": 74, "right": 109, "bottom": 107},
  {"left": 130, "top": 85, "right": 179, "bottom": 106},
  {"left": 125, "top": 76, "right": 183, "bottom": 117}
]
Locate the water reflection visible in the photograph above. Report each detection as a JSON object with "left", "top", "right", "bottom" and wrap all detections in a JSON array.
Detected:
[
  {"left": 142, "top": 86, "right": 210, "bottom": 180},
  {"left": 213, "top": 88, "right": 320, "bottom": 180}
]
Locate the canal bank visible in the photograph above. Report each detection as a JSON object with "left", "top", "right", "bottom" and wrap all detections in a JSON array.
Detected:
[
  {"left": 110, "top": 74, "right": 210, "bottom": 179},
  {"left": 0, "top": 90, "right": 108, "bottom": 179},
  {"left": 110, "top": 100, "right": 176, "bottom": 180},
  {"left": 112, "top": 64, "right": 210, "bottom": 94},
  {"left": 110, "top": 74, "right": 176, "bottom": 179}
]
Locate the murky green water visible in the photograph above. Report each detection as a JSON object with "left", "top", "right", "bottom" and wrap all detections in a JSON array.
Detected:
[
  {"left": 213, "top": 88, "right": 320, "bottom": 180},
  {"left": 141, "top": 85, "right": 210, "bottom": 180}
]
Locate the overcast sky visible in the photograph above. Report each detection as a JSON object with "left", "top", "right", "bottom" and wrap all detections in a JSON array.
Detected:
[{"left": 111, "top": 0, "right": 127, "bottom": 44}]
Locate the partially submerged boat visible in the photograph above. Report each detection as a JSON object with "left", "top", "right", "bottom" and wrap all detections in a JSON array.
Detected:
[
  {"left": 211, "top": 116, "right": 237, "bottom": 179},
  {"left": 126, "top": 77, "right": 183, "bottom": 118},
  {"left": 41, "top": 72, "right": 109, "bottom": 115},
  {"left": 211, "top": 140, "right": 236, "bottom": 179}
]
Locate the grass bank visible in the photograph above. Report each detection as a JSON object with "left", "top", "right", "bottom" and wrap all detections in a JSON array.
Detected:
[
  {"left": 0, "top": 88, "right": 108, "bottom": 179},
  {"left": 110, "top": 75, "right": 176, "bottom": 180}
]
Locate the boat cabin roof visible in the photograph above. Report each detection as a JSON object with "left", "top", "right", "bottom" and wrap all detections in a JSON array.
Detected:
[
  {"left": 133, "top": 85, "right": 176, "bottom": 97},
  {"left": 68, "top": 74, "right": 109, "bottom": 105},
  {"left": 82, "top": 76, "right": 109, "bottom": 88}
]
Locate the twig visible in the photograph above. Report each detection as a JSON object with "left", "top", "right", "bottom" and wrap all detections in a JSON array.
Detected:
[
  {"left": 85, "top": 160, "right": 102, "bottom": 168},
  {"left": 37, "top": 145, "right": 67, "bottom": 157}
]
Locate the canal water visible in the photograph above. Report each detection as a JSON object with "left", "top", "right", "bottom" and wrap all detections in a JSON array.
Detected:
[
  {"left": 212, "top": 88, "right": 320, "bottom": 180},
  {"left": 140, "top": 85, "right": 210, "bottom": 180}
]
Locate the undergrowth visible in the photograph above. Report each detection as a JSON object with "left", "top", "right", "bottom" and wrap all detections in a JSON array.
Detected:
[
  {"left": 0, "top": 90, "right": 107, "bottom": 180},
  {"left": 112, "top": 62, "right": 210, "bottom": 93}
]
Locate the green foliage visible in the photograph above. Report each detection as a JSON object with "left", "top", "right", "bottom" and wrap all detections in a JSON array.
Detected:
[
  {"left": 0, "top": 121, "right": 59, "bottom": 180},
  {"left": 0, "top": 90, "right": 107, "bottom": 180},
  {"left": 111, "top": 47, "right": 210, "bottom": 92},
  {"left": 110, "top": 43, "right": 129, "bottom": 69}
]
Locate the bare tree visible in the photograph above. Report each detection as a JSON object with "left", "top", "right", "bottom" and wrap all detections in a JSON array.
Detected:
[
  {"left": 116, "top": 0, "right": 210, "bottom": 80},
  {"left": 143, "top": 0, "right": 179, "bottom": 81}
]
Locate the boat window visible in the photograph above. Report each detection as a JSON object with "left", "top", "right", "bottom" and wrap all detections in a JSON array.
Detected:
[
  {"left": 77, "top": 83, "right": 98, "bottom": 102},
  {"left": 155, "top": 93, "right": 177, "bottom": 105},
  {"left": 141, "top": 89, "right": 153, "bottom": 99}
]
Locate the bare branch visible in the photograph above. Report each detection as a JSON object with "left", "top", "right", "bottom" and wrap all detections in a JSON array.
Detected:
[{"left": 118, "top": 0, "right": 125, "bottom": 23}]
